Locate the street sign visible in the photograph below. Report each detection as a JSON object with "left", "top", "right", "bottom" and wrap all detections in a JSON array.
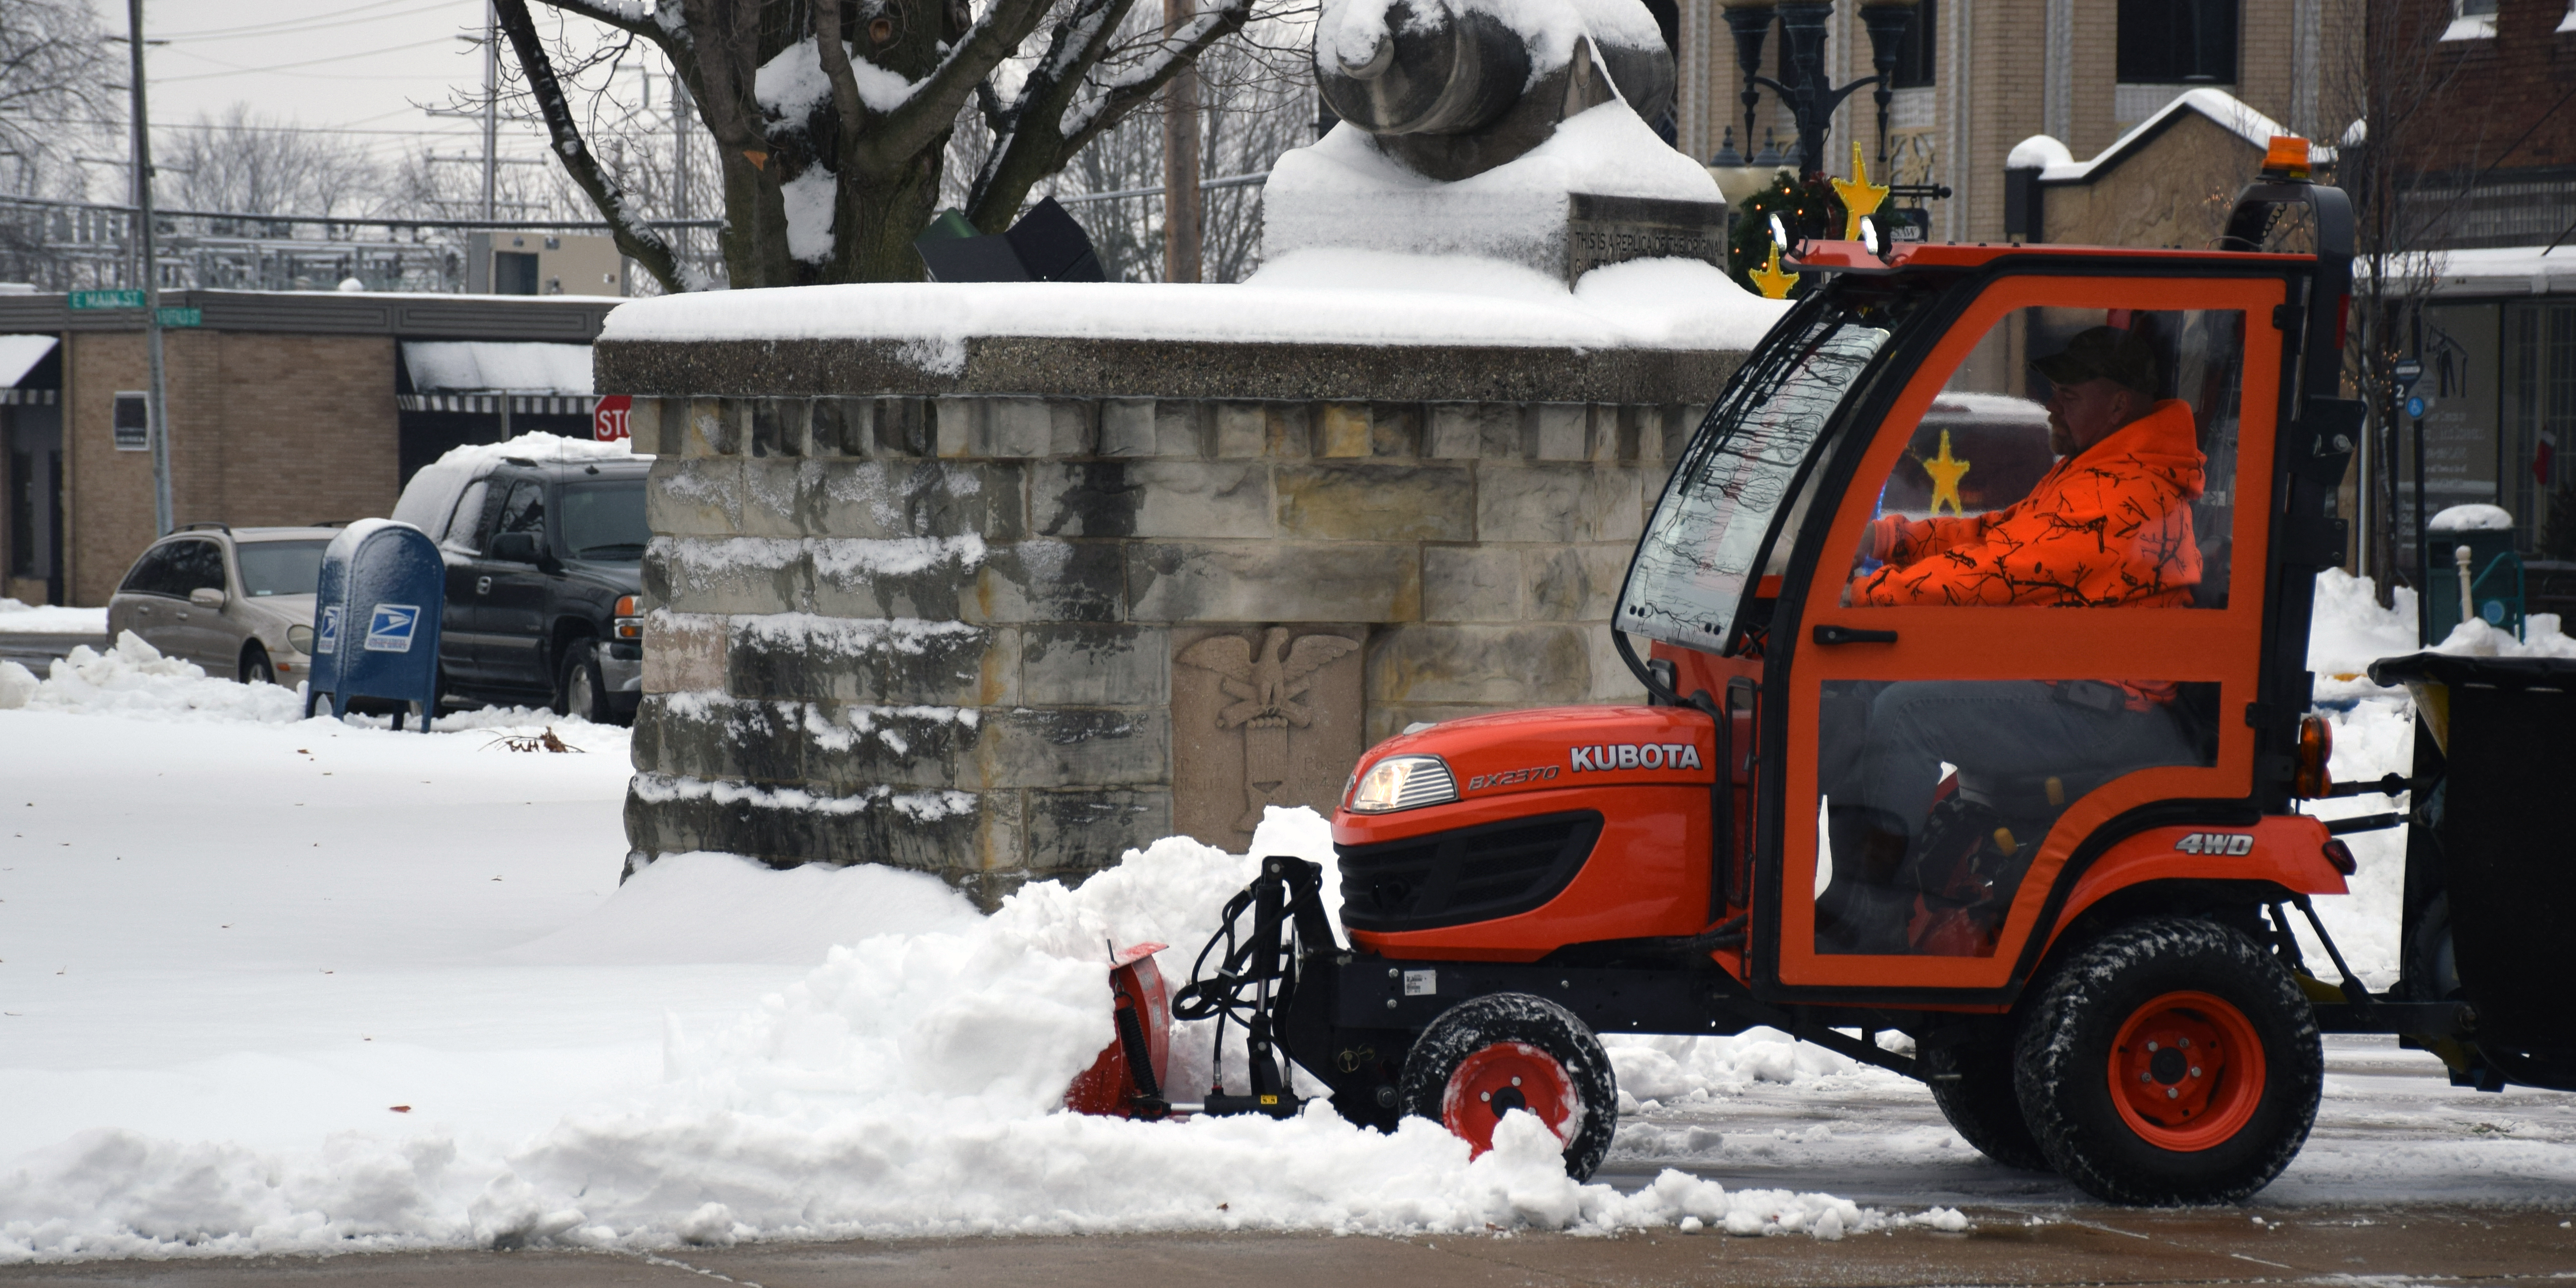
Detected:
[
  {"left": 2406, "top": 395, "right": 2427, "bottom": 419},
  {"left": 2393, "top": 357, "right": 2424, "bottom": 393},
  {"left": 155, "top": 307, "right": 201, "bottom": 328},
  {"left": 592, "top": 393, "right": 631, "bottom": 443},
  {"left": 68, "top": 289, "right": 145, "bottom": 311}
]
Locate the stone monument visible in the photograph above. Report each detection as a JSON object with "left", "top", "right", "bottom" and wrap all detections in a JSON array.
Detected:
[{"left": 601, "top": 0, "right": 1778, "bottom": 903}]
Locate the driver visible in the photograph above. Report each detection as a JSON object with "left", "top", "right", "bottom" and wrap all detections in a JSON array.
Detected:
[{"left": 1824, "top": 326, "right": 2207, "bottom": 952}]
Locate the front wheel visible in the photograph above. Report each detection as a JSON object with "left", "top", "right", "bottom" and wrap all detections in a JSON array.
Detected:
[
  {"left": 239, "top": 643, "right": 275, "bottom": 687},
  {"left": 557, "top": 642, "right": 608, "bottom": 723},
  {"left": 2015, "top": 917, "right": 2321, "bottom": 1205},
  {"left": 1398, "top": 993, "right": 1618, "bottom": 1180}
]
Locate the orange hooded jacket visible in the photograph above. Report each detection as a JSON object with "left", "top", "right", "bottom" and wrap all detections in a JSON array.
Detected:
[{"left": 1852, "top": 398, "right": 2205, "bottom": 707}]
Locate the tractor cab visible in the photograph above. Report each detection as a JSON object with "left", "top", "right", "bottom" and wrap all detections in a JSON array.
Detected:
[{"left": 1101, "top": 144, "right": 2520, "bottom": 1210}]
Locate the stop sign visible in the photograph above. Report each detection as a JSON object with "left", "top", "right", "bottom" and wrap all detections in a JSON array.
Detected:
[{"left": 593, "top": 394, "right": 632, "bottom": 443}]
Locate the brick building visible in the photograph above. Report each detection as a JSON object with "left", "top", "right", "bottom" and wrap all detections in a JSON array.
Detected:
[
  {"left": 1674, "top": 0, "right": 2362, "bottom": 242},
  {"left": 0, "top": 291, "right": 619, "bottom": 607}
]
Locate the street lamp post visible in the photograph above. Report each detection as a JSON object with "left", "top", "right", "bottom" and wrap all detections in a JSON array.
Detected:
[{"left": 1719, "top": 0, "right": 1917, "bottom": 192}]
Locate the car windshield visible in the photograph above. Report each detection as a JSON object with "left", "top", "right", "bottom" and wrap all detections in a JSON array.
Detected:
[
  {"left": 1615, "top": 300, "right": 1891, "bottom": 653},
  {"left": 235, "top": 540, "right": 330, "bottom": 597},
  {"left": 560, "top": 478, "right": 648, "bottom": 562}
]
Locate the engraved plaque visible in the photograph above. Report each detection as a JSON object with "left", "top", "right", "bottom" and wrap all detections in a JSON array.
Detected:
[{"left": 1172, "top": 624, "right": 1368, "bottom": 848}]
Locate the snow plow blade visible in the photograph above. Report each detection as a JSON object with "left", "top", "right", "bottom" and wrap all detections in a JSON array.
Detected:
[{"left": 1066, "top": 943, "right": 1174, "bottom": 1118}]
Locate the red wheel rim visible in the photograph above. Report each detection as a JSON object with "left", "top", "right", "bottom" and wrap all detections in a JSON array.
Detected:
[
  {"left": 2107, "top": 989, "right": 2267, "bottom": 1151},
  {"left": 1441, "top": 1042, "right": 1578, "bottom": 1157}
]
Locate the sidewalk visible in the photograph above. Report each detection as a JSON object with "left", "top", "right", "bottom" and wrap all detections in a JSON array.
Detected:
[{"left": 5, "top": 1204, "right": 2569, "bottom": 1286}]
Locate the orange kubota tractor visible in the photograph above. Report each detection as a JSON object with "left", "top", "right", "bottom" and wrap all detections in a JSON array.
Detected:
[{"left": 1076, "top": 141, "right": 2562, "bottom": 1207}]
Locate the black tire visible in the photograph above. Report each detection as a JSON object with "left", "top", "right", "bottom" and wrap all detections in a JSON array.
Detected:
[
  {"left": 2014, "top": 917, "right": 2321, "bottom": 1205},
  {"left": 1398, "top": 993, "right": 1618, "bottom": 1180},
  {"left": 238, "top": 643, "right": 275, "bottom": 687},
  {"left": 557, "top": 641, "right": 608, "bottom": 722},
  {"left": 1921, "top": 1027, "right": 2052, "bottom": 1171}
]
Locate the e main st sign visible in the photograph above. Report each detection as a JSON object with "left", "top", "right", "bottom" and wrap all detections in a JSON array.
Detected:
[{"left": 66, "top": 290, "right": 200, "bottom": 327}]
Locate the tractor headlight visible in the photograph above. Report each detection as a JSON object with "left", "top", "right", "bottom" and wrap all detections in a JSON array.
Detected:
[
  {"left": 1346, "top": 755, "right": 1457, "bottom": 813},
  {"left": 287, "top": 625, "right": 314, "bottom": 654}
]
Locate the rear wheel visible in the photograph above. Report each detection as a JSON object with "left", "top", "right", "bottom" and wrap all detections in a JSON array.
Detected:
[
  {"left": 1399, "top": 993, "right": 1617, "bottom": 1179},
  {"left": 238, "top": 643, "right": 275, "bottom": 687},
  {"left": 2015, "top": 917, "right": 2320, "bottom": 1205},
  {"left": 1921, "top": 1027, "right": 2051, "bottom": 1171}
]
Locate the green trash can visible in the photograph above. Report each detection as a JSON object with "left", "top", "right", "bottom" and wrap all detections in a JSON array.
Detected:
[{"left": 2421, "top": 506, "right": 2523, "bottom": 644}]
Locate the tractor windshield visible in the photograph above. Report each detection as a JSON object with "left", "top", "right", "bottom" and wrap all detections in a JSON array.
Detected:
[{"left": 1617, "top": 302, "right": 1890, "bottom": 653}]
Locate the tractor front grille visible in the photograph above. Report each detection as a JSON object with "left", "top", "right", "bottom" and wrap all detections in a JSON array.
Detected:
[{"left": 1336, "top": 810, "right": 1603, "bottom": 933}]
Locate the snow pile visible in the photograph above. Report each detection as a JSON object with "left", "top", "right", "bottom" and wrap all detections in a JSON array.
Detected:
[
  {"left": 0, "top": 633, "right": 305, "bottom": 723},
  {"left": 1262, "top": 104, "right": 1724, "bottom": 275},
  {"left": 0, "top": 811, "right": 1961, "bottom": 1260},
  {"left": 2307, "top": 567, "right": 2421, "bottom": 680},
  {"left": 2428, "top": 502, "right": 2514, "bottom": 532},
  {"left": 0, "top": 598, "right": 105, "bottom": 636}
]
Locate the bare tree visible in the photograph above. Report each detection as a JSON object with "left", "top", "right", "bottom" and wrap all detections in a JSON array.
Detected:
[
  {"left": 2328, "top": 0, "right": 2467, "bottom": 593},
  {"left": 0, "top": 0, "right": 115, "bottom": 197},
  {"left": 158, "top": 106, "right": 387, "bottom": 219},
  {"left": 485, "top": 0, "right": 1282, "bottom": 291},
  {"left": 1030, "top": 12, "right": 1312, "bottom": 283}
]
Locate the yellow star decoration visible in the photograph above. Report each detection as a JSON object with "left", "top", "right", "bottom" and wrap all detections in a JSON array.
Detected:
[
  {"left": 1922, "top": 428, "right": 1972, "bottom": 516},
  {"left": 1749, "top": 243, "right": 1797, "bottom": 299},
  {"left": 1831, "top": 141, "right": 1890, "bottom": 242}
]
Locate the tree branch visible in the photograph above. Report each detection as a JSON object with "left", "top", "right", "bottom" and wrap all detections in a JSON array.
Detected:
[
  {"left": 965, "top": 0, "right": 1249, "bottom": 225},
  {"left": 495, "top": 0, "right": 685, "bottom": 291},
  {"left": 855, "top": 0, "right": 1058, "bottom": 172},
  {"left": 533, "top": 0, "right": 675, "bottom": 43},
  {"left": 812, "top": 3, "right": 867, "bottom": 147}
]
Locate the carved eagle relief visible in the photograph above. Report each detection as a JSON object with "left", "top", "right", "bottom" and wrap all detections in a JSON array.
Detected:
[{"left": 1177, "top": 627, "right": 1360, "bottom": 729}]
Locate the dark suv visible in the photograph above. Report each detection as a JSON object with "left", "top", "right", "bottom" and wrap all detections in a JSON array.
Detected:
[{"left": 391, "top": 452, "right": 649, "bottom": 722}]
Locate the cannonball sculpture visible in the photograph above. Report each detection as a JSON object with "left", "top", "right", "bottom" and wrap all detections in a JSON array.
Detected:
[{"left": 1316, "top": 0, "right": 1677, "bottom": 182}]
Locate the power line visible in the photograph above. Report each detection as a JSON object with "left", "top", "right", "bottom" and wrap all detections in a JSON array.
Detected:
[
  {"left": 159, "top": 35, "right": 467, "bottom": 83},
  {"left": 151, "top": 1, "right": 469, "bottom": 43}
]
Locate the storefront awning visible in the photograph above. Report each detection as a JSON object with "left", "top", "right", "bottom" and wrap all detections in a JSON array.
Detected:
[
  {"left": 0, "top": 335, "right": 59, "bottom": 406},
  {"left": 399, "top": 340, "right": 592, "bottom": 396}
]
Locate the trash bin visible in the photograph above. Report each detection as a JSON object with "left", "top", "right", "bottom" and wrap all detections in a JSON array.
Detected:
[
  {"left": 2421, "top": 505, "right": 2523, "bottom": 644},
  {"left": 2365, "top": 650, "right": 2576, "bottom": 1073},
  {"left": 305, "top": 519, "right": 445, "bottom": 731}
]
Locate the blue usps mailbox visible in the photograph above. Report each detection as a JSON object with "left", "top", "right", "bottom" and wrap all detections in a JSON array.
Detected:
[{"left": 305, "top": 519, "right": 444, "bottom": 731}]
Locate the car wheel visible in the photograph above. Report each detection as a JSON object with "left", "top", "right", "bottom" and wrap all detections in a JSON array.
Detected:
[
  {"left": 2015, "top": 917, "right": 2322, "bottom": 1205},
  {"left": 1398, "top": 993, "right": 1619, "bottom": 1180},
  {"left": 558, "top": 641, "right": 609, "bottom": 723},
  {"left": 239, "top": 643, "right": 276, "bottom": 687}
]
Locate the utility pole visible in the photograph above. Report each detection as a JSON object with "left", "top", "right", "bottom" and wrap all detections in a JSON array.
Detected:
[
  {"left": 482, "top": 1, "right": 499, "bottom": 222},
  {"left": 127, "top": 0, "right": 172, "bottom": 538},
  {"left": 1159, "top": 0, "right": 1201, "bottom": 284}
]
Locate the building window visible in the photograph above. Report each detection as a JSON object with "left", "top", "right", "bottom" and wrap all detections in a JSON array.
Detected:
[
  {"left": 2509, "top": 302, "right": 2576, "bottom": 554},
  {"left": 2116, "top": 0, "right": 2239, "bottom": 84},
  {"left": 2442, "top": 0, "right": 2499, "bottom": 41},
  {"left": 1892, "top": 0, "right": 1937, "bottom": 89}
]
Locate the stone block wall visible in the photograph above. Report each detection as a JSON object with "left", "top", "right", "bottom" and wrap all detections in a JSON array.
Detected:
[{"left": 601, "top": 336, "right": 1742, "bottom": 903}]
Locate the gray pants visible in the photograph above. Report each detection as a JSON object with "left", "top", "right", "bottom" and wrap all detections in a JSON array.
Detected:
[
  {"left": 1853, "top": 680, "right": 2199, "bottom": 837},
  {"left": 1817, "top": 680, "right": 2201, "bottom": 953}
]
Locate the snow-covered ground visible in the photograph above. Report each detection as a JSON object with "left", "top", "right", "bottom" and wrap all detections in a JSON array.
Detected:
[
  {"left": 0, "top": 599, "right": 105, "bottom": 636},
  {"left": 2, "top": 590, "right": 2572, "bottom": 1264}
]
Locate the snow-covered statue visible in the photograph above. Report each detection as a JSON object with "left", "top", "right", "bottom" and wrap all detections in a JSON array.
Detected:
[
  {"left": 1265, "top": 0, "right": 1721, "bottom": 284},
  {"left": 1314, "top": 0, "right": 1676, "bottom": 182}
]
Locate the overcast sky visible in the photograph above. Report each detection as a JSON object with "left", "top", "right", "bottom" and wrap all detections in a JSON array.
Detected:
[{"left": 96, "top": 1, "right": 577, "bottom": 171}]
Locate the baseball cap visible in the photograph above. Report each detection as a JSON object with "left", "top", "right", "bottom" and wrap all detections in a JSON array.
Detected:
[{"left": 2033, "top": 326, "right": 2159, "bottom": 397}]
